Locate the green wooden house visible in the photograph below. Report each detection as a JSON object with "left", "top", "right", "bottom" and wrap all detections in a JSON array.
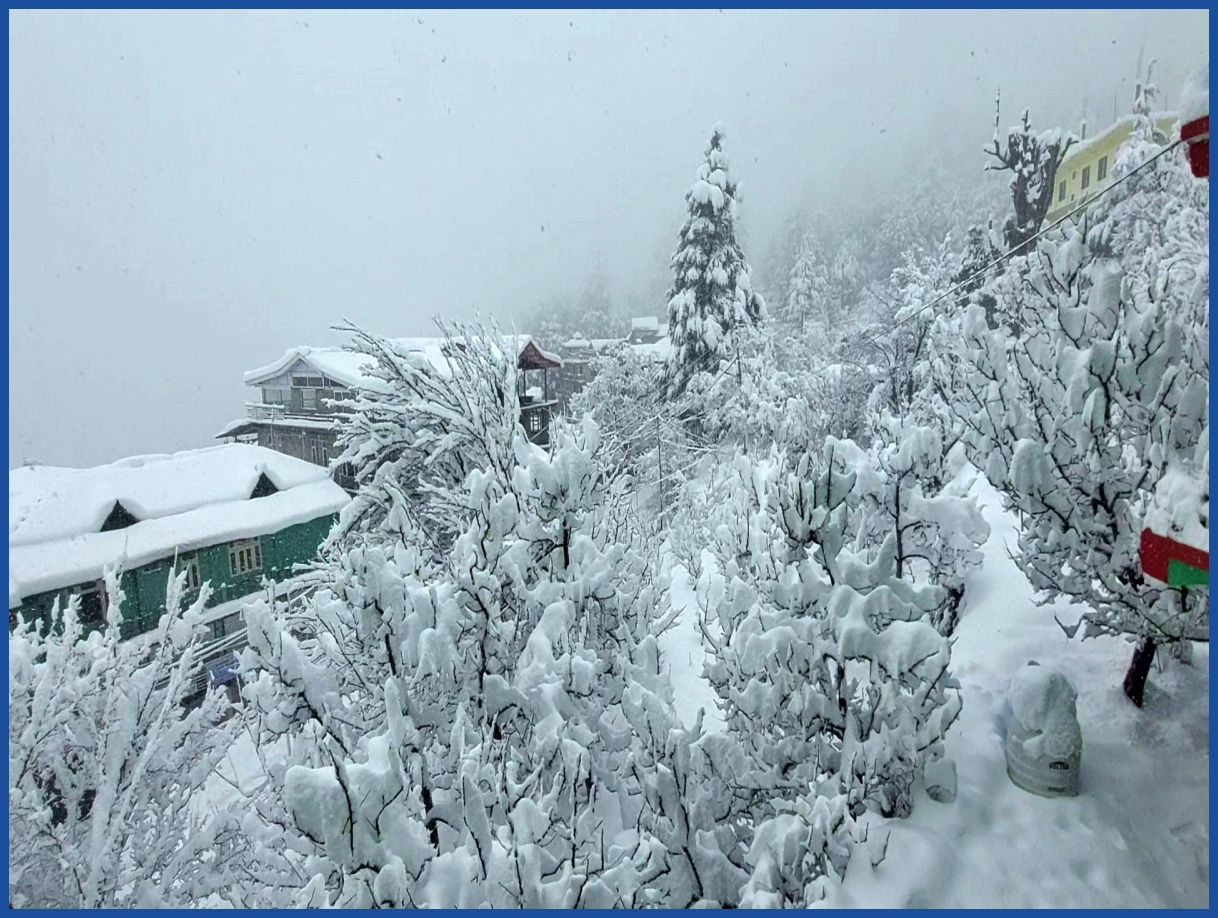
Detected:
[{"left": 9, "top": 444, "right": 350, "bottom": 658}]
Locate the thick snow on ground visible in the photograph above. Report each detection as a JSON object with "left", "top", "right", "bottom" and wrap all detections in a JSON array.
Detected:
[{"left": 660, "top": 471, "right": 1208, "bottom": 908}]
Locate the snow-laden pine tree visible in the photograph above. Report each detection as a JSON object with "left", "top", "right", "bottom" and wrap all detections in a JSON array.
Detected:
[
  {"left": 697, "top": 443, "right": 962, "bottom": 904},
  {"left": 8, "top": 570, "right": 237, "bottom": 908},
  {"left": 784, "top": 228, "right": 834, "bottom": 335},
  {"left": 665, "top": 126, "right": 766, "bottom": 400},
  {"left": 949, "top": 98, "right": 1208, "bottom": 705}
]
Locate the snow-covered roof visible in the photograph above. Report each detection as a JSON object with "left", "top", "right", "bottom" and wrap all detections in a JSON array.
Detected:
[
  {"left": 245, "top": 335, "right": 540, "bottom": 389},
  {"left": 1062, "top": 112, "right": 1179, "bottom": 163},
  {"left": 631, "top": 338, "right": 672, "bottom": 361},
  {"left": 9, "top": 444, "right": 349, "bottom": 607},
  {"left": 215, "top": 415, "right": 340, "bottom": 440},
  {"left": 631, "top": 316, "right": 659, "bottom": 332},
  {"left": 243, "top": 347, "right": 383, "bottom": 389}
]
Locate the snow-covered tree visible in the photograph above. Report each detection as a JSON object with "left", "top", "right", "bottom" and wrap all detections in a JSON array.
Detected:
[
  {"left": 843, "top": 419, "right": 990, "bottom": 636},
  {"left": 238, "top": 322, "right": 673, "bottom": 906},
  {"left": 953, "top": 222, "right": 1002, "bottom": 328},
  {"left": 9, "top": 570, "right": 237, "bottom": 908},
  {"left": 949, "top": 110, "right": 1208, "bottom": 704},
  {"left": 985, "top": 94, "right": 1076, "bottom": 251},
  {"left": 783, "top": 229, "right": 834, "bottom": 335},
  {"left": 328, "top": 319, "right": 521, "bottom": 558},
  {"left": 665, "top": 126, "right": 766, "bottom": 399},
  {"left": 696, "top": 443, "right": 962, "bottom": 904}
]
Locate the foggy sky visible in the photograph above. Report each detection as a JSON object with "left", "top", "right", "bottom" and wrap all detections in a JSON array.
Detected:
[{"left": 9, "top": 9, "right": 1209, "bottom": 469}]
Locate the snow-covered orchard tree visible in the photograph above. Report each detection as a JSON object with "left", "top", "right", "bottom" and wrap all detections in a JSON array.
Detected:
[
  {"left": 698, "top": 443, "right": 963, "bottom": 904},
  {"left": 840, "top": 419, "right": 990, "bottom": 636},
  {"left": 949, "top": 107, "right": 1208, "bottom": 705},
  {"left": 328, "top": 318, "right": 521, "bottom": 558},
  {"left": 665, "top": 126, "right": 766, "bottom": 400},
  {"left": 238, "top": 323, "right": 667, "bottom": 906},
  {"left": 984, "top": 94, "right": 1076, "bottom": 251},
  {"left": 8, "top": 570, "right": 238, "bottom": 908}
]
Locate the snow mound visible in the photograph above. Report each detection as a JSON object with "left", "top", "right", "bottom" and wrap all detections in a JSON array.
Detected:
[{"left": 1009, "top": 663, "right": 1082, "bottom": 759}]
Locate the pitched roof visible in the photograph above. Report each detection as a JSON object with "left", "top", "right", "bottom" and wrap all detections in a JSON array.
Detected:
[
  {"left": 244, "top": 335, "right": 540, "bottom": 388},
  {"left": 9, "top": 444, "right": 349, "bottom": 607}
]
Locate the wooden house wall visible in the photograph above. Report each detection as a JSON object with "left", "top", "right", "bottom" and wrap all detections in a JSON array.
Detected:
[{"left": 10, "top": 514, "right": 337, "bottom": 642}]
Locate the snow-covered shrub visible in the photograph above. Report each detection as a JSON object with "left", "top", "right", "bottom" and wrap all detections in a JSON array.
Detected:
[
  {"left": 8, "top": 570, "right": 236, "bottom": 908},
  {"left": 603, "top": 633, "right": 749, "bottom": 908},
  {"left": 329, "top": 318, "right": 521, "bottom": 557},
  {"left": 698, "top": 442, "right": 962, "bottom": 902},
  {"left": 844, "top": 415, "right": 990, "bottom": 635},
  {"left": 665, "top": 126, "right": 766, "bottom": 400},
  {"left": 239, "top": 322, "right": 667, "bottom": 906},
  {"left": 948, "top": 107, "right": 1208, "bottom": 703}
]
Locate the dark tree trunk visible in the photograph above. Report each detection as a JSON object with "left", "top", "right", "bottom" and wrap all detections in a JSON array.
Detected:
[{"left": 1122, "top": 636, "right": 1157, "bottom": 707}]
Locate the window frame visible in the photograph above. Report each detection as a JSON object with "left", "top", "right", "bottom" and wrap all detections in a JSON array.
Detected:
[
  {"left": 229, "top": 538, "right": 263, "bottom": 576},
  {"left": 72, "top": 582, "right": 105, "bottom": 626},
  {"left": 1097, "top": 155, "right": 1107, "bottom": 182},
  {"left": 262, "top": 386, "right": 290, "bottom": 406},
  {"left": 177, "top": 553, "right": 201, "bottom": 591},
  {"left": 1058, "top": 180, "right": 1066, "bottom": 203},
  {"left": 1081, "top": 164, "right": 1090, "bottom": 190}
]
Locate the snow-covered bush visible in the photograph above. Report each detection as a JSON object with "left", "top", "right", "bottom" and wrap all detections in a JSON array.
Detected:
[
  {"left": 238, "top": 322, "right": 669, "bottom": 907},
  {"left": 9, "top": 570, "right": 236, "bottom": 908},
  {"left": 329, "top": 318, "right": 521, "bottom": 557},
  {"left": 948, "top": 105, "right": 1208, "bottom": 703},
  {"left": 665, "top": 126, "right": 766, "bottom": 400},
  {"left": 845, "top": 416, "right": 990, "bottom": 635},
  {"left": 697, "top": 442, "right": 963, "bottom": 903}
]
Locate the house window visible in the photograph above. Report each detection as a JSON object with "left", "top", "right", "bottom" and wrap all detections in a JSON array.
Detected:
[
  {"left": 72, "top": 583, "right": 105, "bottom": 626},
  {"left": 310, "top": 443, "right": 321, "bottom": 464},
  {"left": 229, "top": 539, "right": 262, "bottom": 576},
  {"left": 292, "top": 376, "right": 325, "bottom": 389},
  {"left": 210, "top": 612, "right": 242, "bottom": 643},
  {"left": 263, "top": 387, "right": 290, "bottom": 406},
  {"left": 1081, "top": 165, "right": 1090, "bottom": 190},
  {"left": 301, "top": 388, "right": 318, "bottom": 411},
  {"left": 526, "top": 410, "right": 543, "bottom": 434},
  {"left": 321, "top": 447, "right": 329, "bottom": 465},
  {"left": 1097, "top": 155, "right": 1107, "bottom": 182},
  {"left": 177, "top": 554, "right": 201, "bottom": 591},
  {"left": 1058, "top": 181, "right": 1066, "bottom": 203}
]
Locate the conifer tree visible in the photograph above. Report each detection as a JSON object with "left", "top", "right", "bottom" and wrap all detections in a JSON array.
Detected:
[{"left": 665, "top": 127, "right": 765, "bottom": 399}]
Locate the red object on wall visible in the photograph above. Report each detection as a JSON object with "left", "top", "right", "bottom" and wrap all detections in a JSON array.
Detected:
[
  {"left": 1181, "top": 115, "right": 1209, "bottom": 179},
  {"left": 1139, "top": 528, "right": 1209, "bottom": 584}
]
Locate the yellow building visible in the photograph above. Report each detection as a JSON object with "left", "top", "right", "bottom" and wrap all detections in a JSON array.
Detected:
[{"left": 1046, "top": 113, "right": 1179, "bottom": 224}]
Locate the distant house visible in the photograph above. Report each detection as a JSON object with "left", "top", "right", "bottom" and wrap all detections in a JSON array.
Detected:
[
  {"left": 9, "top": 445, "right": 350, "bottom": 692},
  {"left": 1045, "top": 112, "right": 1179, "bottom": 224},
  {"left": 555, "top": 333, "right": 626, "bottom": 409},
  {"left": 216, "top": 346, "right": 374, "bottom": 491},
  {"left": 516, "top": 339, "right": 564, "bottom": 445},
  {"left": 628, "top": 316, "right": 665, "bottom": 345},
  {"left": 221, "top": 336, "right": 564, "bottom": 462}
]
